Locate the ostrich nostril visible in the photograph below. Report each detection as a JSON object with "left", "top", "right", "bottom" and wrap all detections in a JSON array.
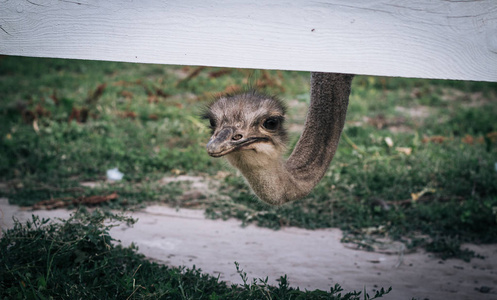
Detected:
[{"left": 233, "top": 134, "right": 243, "bottom": 141}]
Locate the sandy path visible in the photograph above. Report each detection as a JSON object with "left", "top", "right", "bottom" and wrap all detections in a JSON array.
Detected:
[{"left": 1, "top": 198, "right": 496, "bottom": 300}]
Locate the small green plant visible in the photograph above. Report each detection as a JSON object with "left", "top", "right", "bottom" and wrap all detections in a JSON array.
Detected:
[{"left": 0, "top": 211, "right": 391, "bottom": 299}]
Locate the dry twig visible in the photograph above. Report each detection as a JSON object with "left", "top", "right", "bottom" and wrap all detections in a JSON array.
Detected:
[{"left": 32, "top": 192, "right": 118, "bottom": 210}]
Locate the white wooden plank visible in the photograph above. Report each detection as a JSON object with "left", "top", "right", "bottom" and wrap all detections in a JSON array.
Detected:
[{"left": 1, "top": 0, "right": 496, "bottom": 81}]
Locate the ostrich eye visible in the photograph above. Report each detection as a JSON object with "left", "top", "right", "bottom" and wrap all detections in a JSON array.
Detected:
[
  {"left": 209, "top": 118, "right": 216, "bottom": 128},
  {"left": 262, "top": 118, "right": 279, "bottom": 131}
]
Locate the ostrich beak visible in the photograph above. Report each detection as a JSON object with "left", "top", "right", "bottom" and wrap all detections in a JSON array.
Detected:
[
  {"left": 206, "top": 127, "right": 268, "bottom": 157},
  {"left": 207, "top": 127, "right": 235, "bottom": 157}
]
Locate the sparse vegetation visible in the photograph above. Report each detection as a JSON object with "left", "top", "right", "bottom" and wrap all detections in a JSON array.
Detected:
[
  {"left": 1, "top": 55, "right": 497, "bottom": 267},
  {"left": 0, "top": 211, "right": 391, "bottom": 299}
]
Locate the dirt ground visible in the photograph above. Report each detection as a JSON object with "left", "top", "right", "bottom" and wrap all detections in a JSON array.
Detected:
[{"left": 1, "top": 197, "right": 496, "bottom": 300}]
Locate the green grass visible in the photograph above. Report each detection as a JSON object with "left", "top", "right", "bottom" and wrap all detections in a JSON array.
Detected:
[
  {"left": 1, "top": 55, "right": 497, "bottom": 264},
  {"left": 0, "top": 211, "right": 391, "bottom": 299}
]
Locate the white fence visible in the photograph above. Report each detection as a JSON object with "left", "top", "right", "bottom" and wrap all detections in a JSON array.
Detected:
[{"left": 1, "top": 0, "right": 496, "bottom": 81}]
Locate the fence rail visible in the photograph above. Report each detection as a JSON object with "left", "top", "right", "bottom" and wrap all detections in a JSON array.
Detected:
[{"left": 1, "top": 0, "right": 496, "bottom": 81}]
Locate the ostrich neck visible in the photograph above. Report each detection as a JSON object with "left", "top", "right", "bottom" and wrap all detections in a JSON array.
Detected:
[
  {"left": 232, "top": 72, "right": 353, "bottom": 205},
  {"left": 285, "top": 72, "right": 353, "bottom": 199}
]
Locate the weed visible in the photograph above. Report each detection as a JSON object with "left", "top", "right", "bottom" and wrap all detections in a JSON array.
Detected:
[{"left": 0, "top": 211, "right": 391, "bottom": 299}]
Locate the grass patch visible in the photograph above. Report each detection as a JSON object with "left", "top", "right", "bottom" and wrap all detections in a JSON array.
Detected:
[
  {"left": 0, "top": 211, "right": 391, "bottom": 299},
  {"left": 1, "top": 56, "right": 497, "bottom": 261}
]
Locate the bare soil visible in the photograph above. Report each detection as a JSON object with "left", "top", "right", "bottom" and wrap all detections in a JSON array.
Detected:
[{"left": 1, "top": 198, "right": 496, "bottom": 300}]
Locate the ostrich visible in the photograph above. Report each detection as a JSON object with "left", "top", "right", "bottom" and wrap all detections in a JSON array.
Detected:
[{"left": 203, "top": 72, "right": 354, "bottom": 205}]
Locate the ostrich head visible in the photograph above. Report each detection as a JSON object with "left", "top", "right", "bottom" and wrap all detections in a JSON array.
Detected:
[
  {"left": 204, "top": 91, "right": 288, "bottom": 169},
  {"left": 204, "top": 73, "right": 354, "bottom": 205}
]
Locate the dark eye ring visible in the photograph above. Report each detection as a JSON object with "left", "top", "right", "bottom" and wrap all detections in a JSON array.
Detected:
[{"left": 262, "top": 118, "right": 279, "bottom": 131}]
